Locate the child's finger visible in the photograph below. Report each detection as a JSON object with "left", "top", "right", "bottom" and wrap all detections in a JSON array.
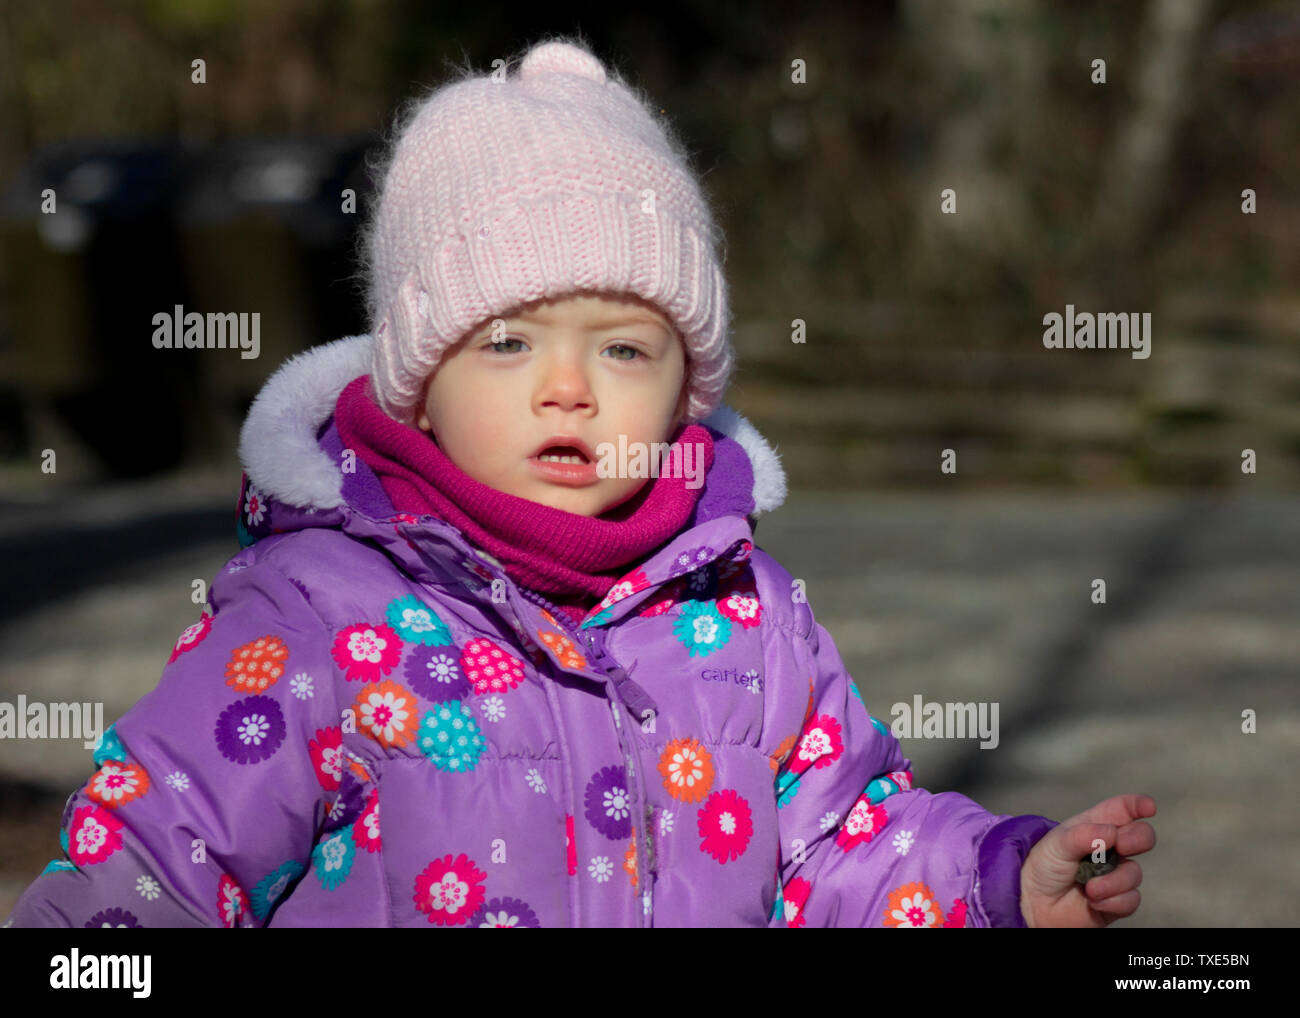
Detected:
[
  {"left": 1089, "top": 888, "right": 1141, "bottom": 917},
  {"left": 1116, "top": 818, "right": 1157, "bottom": 857},
  {"left": 1062, "top": 793, "right": 1157, "bottom": 830},
  {"left": 1085, "top": 859, "right": 1142, "bottom": 901}
]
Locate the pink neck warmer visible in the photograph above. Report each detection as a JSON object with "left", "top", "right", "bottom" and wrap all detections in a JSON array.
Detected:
[{"left": 333, "top": 375, "right": 714, "bottom": 607}]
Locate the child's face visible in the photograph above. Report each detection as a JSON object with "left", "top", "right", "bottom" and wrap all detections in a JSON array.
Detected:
[{"left": 416, "top": 291, "right": 690, "bottom": 517}]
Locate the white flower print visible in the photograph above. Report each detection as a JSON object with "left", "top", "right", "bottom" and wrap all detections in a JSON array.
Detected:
[
  {"left": 819, "top": 811, "right": 841, "bottom": 832},
  {"left": 429, "top": 872, "right": 469, "bottom": 913},
  {"left": 136, "top": 874, "right": 161, "bottom": 900},
  {"left": 347, "top": 628, "right": 388, "bottom": 664},
  {"left": 164, "top": 771, "right": 189, "bottom": 792},
  {"left": 290, "top": 672, "right": 315, "bottom": 699},
  {"left": 482, "top": 910, "right": 519, "bottom": 927},
  {"left": 893, "top": 829, "right": 915, "bottom": 856},
  {"left": 425, "top": 653, "right": 458, "bottom": 683},
  {"left": 798, "top": 727, "right": 832, "bottom": 765},
  {"left": 659, "top": 809, "right": 674, "bottom": 834},
  {"left": 525, "top": 769, "right": 547, "bottom": 794},
  {"left": 400, "top": 607, "right": 436, "bottom": 635},
  {"left": 321, "top": 835, "right": 348, "bottom": 873},
  {"left": 75, "top": 818, "right": 107, "bottom": 855},
  {"left": 603, "top": 784, "right": 630, "bottom": 822},
  {"left": 692, "top": 614, "right": 719, "bottom": 645},
  {"left": 244, "top": 484, "right": 266, "bottom": 526},
  {"left": 236, "top": 713, "right": 271, "bottom": 746},
  {"left": 480, "top": 696, "right": 505, "bottom": 722},
  {"left": 643, "top": 891, "right": 652, "bottom": 916},
  {"left": 589, "top": 856, "right": 614, "bottom": 883},
  {"left": 743, "top": 669, "right": 762, "bottom": 694},
  {"left": 264, "top": 872, "right": 290, "bottom": 904},
  {"left": 320, "top": 745, "right": 343, "bottom": 784}
]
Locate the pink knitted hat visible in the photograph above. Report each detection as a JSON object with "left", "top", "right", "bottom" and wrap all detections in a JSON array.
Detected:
[{"left": 360, "top": 36, "right": 734, "bottom": 428}]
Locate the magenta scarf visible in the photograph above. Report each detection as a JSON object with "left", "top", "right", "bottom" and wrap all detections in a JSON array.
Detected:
[{"left": 333, "top": 375, "right": 714, "bottom": 606}]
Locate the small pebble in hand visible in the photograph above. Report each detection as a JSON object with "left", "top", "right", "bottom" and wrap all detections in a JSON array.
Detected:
[{"left": 1076, "top": 846, "right": 1123, "bottom": 884}]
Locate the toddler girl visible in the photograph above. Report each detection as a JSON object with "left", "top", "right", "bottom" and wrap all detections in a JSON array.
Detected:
[{"left": 5, "top": 36, "right": 1154, "bottom": 928}]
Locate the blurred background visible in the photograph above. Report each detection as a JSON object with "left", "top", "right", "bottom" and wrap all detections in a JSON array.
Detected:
[{"left": 0, "top": 0, "right": 1296, "bottom": 926}]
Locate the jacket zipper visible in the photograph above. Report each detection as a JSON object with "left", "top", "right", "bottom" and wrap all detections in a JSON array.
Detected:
[{"left": 513, "top": 583, "right": 659, "bottom": 919}]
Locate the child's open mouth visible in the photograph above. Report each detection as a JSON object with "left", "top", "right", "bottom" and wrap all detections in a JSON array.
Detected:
[{"left": 530, "top": 442, "right": 598, "bottom": 486}]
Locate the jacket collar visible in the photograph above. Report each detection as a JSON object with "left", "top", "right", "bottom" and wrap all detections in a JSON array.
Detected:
[{"left": 238, "top": 334, "right": 788, "bottom": 518}]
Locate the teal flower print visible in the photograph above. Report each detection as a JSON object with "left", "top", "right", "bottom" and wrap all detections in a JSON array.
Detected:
[
  {"left": 776, "top": 770, "right": 801, "bottom": 808},
  {"left": 673, "top": 600, "right": 732, "bottom": 657},
  {"left": 580, "top": 606, "right": 615, "bottom": 629},
  {"left": 418, "top": 701, "right": 487, "bottom": 773},
  {"left": 92, "top": 722, "right": 126, "bottom": 767},
  {"left": 385, "top": 594, "right": 452, "bottom": 646},
  {"left": 312, "top": 828, "right": 356, "bottom": 891},
  {"left": 251, "top": 859, "right": 306, "bottom": 920},
  {"left": 865, "top": 775, "right": 901, "bottom": 804}
]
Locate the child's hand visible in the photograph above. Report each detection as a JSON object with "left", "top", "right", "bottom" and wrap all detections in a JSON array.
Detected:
[{"left": 1018, "top": 794, "right": 1157, "bottom": 928}]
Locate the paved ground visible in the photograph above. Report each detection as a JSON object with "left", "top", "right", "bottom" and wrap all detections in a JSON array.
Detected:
[{"left": 1, "top": 478, "right": 1295, "bottom": 926}]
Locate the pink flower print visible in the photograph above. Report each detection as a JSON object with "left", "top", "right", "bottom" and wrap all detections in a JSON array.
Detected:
[
  {"left": 597, "top": 568, "right": 648, "bottom": 612},
  {"left": 352, "top": 788, "right": 381, "bottom": 853},
  {"left": 715, "top": 586, "right": 762, "bottom": 629},
  {"left": 566, "top": 814, "right": 577, "bottom": 876},
  {"left": 697, "top": 789, "right": 753, "bottom": 863},
  {"left": 943, "top": 898, "right": 968, "bottom": 928},
  {"left": 308, "top": 728, "right": 343, "bottom": 790},
  {"left": 218, "top": 873, "right": 248, "bottom": 928},
  {"left": 783, "top": 877, "right": 811, "bottom": 928},
  {"left": 460, "top": 637, "right": 526, "bottom": 695},
  {"left": 331, "top": 622, "right": 402, "bottom": 682},
  {"left": 67, "top": 805, "right": 124, "bottom": 866},
  {"left": 790, "top": 714, "right": 844, "bottom": 776},
  {"left": 836, "top": 797, "right": 888, "bottom": 851},
  {"left": 888, "top": 769, "right": 913, "bottom": 791},
  {"left": 413, "top": 853, "right": 487, "bottom": 926},
  {"left": 167, "top": 612, "right": 212, "bottom": 664}
]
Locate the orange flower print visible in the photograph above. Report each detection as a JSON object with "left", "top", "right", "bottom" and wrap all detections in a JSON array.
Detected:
[
  {"left": 85, "top": 760, "right": 150, "bottom": 808},
  {"left": 624, "top": 830, "right": 637, "bottom": 887},
  {"left": 538, "top": 630, "right": 587, "bottom": 670},
  {"left": 770, "top": 734, "right": 797, "bottom": 774},
  {"left": 540, "top": 608, "right": 557, "bottom": 626},
  {"left": 658, "top": 737, "right": 714, "bottom": 802},
  {"left": 883, "top": 881, "right": 946, "bottom": 928},
  {"left": 353, "top": 680, "right": 419, "bottom": 749},
  {"left": 225, "top": 635, "right": 289, "bottom": 694}
]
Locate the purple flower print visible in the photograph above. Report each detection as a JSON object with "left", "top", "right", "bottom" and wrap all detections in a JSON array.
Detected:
[
  {"left": 214, "top": 696, "right": 286, "bottom": 764},
  {"left": 404, "top": 643, "right": 470, "bottom": 702},
  {"left": 583, "top": 765, "right": 633, "bottom": 840},
  {"left": 85, "top": 907, "right": 142, "bottom": 928},
  {"left": 669, "top": 545, "right": 714, "bottom": 579},
  {"left": 322, "top": 770, "right": 367, "bottom": 834},
  {"left": 471, "top": 896, "right": 540, "bottom": 928}
]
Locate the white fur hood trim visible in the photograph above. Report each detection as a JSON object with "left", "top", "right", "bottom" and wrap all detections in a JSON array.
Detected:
[{"left": 238, "top": 334, "right": 788, "bottom": 517}]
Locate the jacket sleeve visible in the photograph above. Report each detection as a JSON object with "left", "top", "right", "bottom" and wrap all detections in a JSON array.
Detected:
[
  {"left": 769, "top": 618, "right": 1058, "bottom": 928},
  {"left": 3, "top": 554, "right": 343, "bottom": 928}
]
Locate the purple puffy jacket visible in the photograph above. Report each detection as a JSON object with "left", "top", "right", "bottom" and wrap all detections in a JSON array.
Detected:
[{"left": 5, "top": 335, "right": 1056, "bottom": 928}]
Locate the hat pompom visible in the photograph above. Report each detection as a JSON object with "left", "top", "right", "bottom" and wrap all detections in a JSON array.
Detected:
[{"left": 519, "top": 41, "right": 607, "bottom": 83}]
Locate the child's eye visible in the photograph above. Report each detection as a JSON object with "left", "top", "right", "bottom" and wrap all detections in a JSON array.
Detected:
[
  {"left": 605, "top": 343, "right": 643, "bottom": 361},
  {"left": 486, "top": 338, "right": 526, "bottom": 354}
]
